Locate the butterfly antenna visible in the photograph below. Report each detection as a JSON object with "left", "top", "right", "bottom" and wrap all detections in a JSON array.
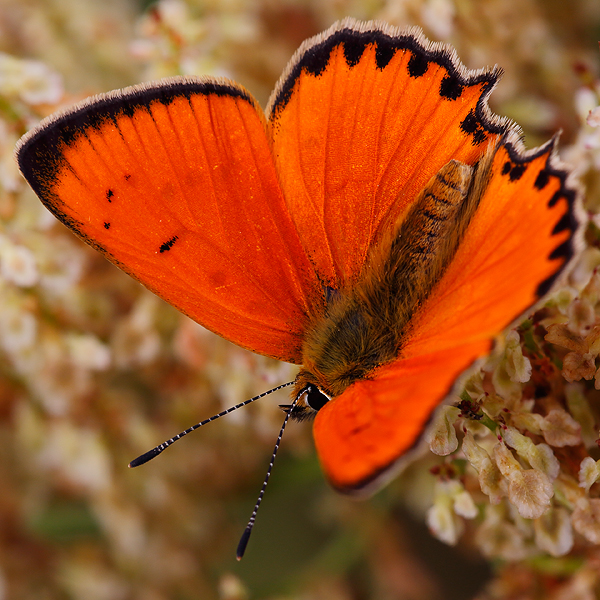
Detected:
[
  {"left": 128, "top": 381, "right": 294, "bottom": 468},
  {"left": 236, "top": 394, "right": 299, "bottom": 560}
]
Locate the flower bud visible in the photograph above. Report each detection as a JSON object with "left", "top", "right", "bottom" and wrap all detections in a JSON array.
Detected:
[
  {"left": 425, "top": 405, "right": 461, "bottom": 456},
  {"left": 493, "top": 442, "right": 553, "bottom": 519},
  {"left": 462, "top": 430, "right": 506, "bottom": 504},
  {"left": 540, "top": 409, "right": 581, "bottom": 447},
  {"left": 571, "top": 497, "right": 600, "bottom": 544},
  {"left": 578, "top": 456, "right": 600, "bottom": 492}
]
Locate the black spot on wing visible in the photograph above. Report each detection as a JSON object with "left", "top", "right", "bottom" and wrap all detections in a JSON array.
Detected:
[
  {"left": 104, "top": 222, "right": 111, "bottom": 229},
  {"left": 159, "top": 235, "right": 179, "bottom": 253},
  {"left": 548, "top": 240, "right": 572, "bottom": 261},
  {"left": 508, "top": 164, "right": 526, "bottom": 181},
  {"left": 460, "top": 110, "right": 489, "bottom": 146},
  {"left": 439, "top": 74, "right": 464, "bottom": 100},
  {"left": 343, "top": 37, "right": 368, "bottom": 67},
  {"left": 472, "top": 129, "right": 487, "bottom": 146},
  {"left": 534, "top": 169, "right": 549, "bottom": 190},
  {"left": 500, "top": 160, "right": 526, "bottom": 181},
  {"left": 407, "top": 52, "right": 428, "bottom": 77},
  {"left": 552, "top": 211, "right": 574, "bottom": 235},
  {"left": 375, "top": 44, "right": 396, "bottom": 69},
  {"left": 460, "top": 110, "right": 478, "bottom": 135},
  {"left": 106, "top": 189, "right": 114, "bottom": 201},
  {"left": 549, "top": 191, "right": 563, "bottom": 208}
]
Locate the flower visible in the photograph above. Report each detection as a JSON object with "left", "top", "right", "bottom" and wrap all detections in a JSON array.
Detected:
[
  {"left": 0, "top": 237, "right": 39, "bottom": 287},
  {"left": 539, "top": 408, "right": 581, "bottom": 447},
  {"left": 426, "top": 479, "right": 477, "bottom": 545},
  {"left": 587, "top": 106, "right": 600, "bottom": 128},
  {"left": 0, "top": 53, "right": 63, "bottom": 105},
  {"left": 462, "top": 428, "right": 506, "bottom": 504},
  {"left": 475, "top": 504, "right": 530, "bottom": 561},
  {"left": 425, "top": 404, "right": 460, "bottom": 456},
  {"left": 533, "top": 506, "right": 574, "bottom": 557},
  {"left": 579, "top": 456, "right": 600, "bottom": 492},
  {"left": 493, "top": 441, "right": 553, "bottom": 519},
  {"left": 491, "top": 330, "right": 532, "bottom": 398},
  {"left": 571, "top": 497, "right": 600, "bottom": 545}
]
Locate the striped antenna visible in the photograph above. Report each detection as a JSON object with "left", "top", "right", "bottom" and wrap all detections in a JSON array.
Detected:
[
  {"left": 236, "top": 394, "right": 300, "bottom": 560},
  {"left": 128, "top": 381, "right": 295, "bottom": 468}
]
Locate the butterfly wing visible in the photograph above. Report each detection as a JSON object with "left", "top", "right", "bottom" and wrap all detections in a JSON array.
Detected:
[
  {"left": 313, "top": 341, "right": 489, "bottom": 492},
  {"left": 313, "top": 133, "right": 584, "bottom": 492},
  {"left": 405, "top": 134, "right": 582, "bottom": 359},
  {"left": 267, "top": 19, "right": 509, "bottom": 289},
  {"left": 16, "top": 77, "right": 323, "bottom": 363}
]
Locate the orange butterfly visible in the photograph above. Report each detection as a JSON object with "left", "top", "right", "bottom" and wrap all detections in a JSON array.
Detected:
[{"left": 16, "top": 19, "right": 582, "bottom": 502}]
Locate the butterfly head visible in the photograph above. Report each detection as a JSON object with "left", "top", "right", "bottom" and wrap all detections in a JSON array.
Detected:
[{"left": 281, "top": 372, "right": 332, "bottom": 422}]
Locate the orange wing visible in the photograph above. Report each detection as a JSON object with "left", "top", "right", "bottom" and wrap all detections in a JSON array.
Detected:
[
  {"left": 314, "top": 132, "right": 584, "bottom": 492},
  {"left": 405, "top": 134, "right": 582, "bottom": 359},
  {"left": 16, "top": 78, "right": 324, "bottom": 363},
  {"left": 267, "top": 19, "right": 509, "bottom": 289},
  {"left": 314, "top": 341, "right": 489, "bottom": 492}
]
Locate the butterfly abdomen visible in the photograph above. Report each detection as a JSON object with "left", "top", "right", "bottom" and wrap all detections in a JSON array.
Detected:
[{"left": 301, "top": 151, "right": 495, "bottom": 398}]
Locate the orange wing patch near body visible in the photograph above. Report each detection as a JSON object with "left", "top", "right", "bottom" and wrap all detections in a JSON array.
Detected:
[
  {"left": 267, "top": 21, "right": 509, "bottom": 289},
  {"left": 17, "top": 78, "right": 324, "bottom": 363}
]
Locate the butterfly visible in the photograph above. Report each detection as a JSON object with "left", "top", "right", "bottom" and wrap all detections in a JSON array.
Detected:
[{"left": 16, "top": 18, "right": 582, "bottom": 501}]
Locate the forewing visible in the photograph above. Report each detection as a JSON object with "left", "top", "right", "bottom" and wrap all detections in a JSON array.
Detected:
[
  {"left": 16, "top": 77, "right": 323, "bottom": 363},
  {"left": 267, "top": 19, "right": 509, "bottom": 289}
]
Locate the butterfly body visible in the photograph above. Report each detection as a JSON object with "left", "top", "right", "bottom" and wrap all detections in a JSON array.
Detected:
[
  {"left": 16, "top": 19, "right": 583, "bottom": 493},
  {"left": 294, "top": 154, "right": 486, "bottom": 408}
]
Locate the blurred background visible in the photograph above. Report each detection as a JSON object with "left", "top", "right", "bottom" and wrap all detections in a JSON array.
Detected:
[{"left": 1, "top": 1, "right": 600, "bottom": 599}]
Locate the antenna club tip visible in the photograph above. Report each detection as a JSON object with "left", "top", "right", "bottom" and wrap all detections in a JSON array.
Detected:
[
  {"left": 236, "top": 527, "right": 252, "bottom": 561},
  {"left": 129, "top": 448, "right": 161, "bottom": 468}
]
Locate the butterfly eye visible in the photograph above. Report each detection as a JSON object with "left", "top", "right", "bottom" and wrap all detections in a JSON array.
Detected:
[{"left": 304, "top": 385, "right": 331, "bottom": 411}]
